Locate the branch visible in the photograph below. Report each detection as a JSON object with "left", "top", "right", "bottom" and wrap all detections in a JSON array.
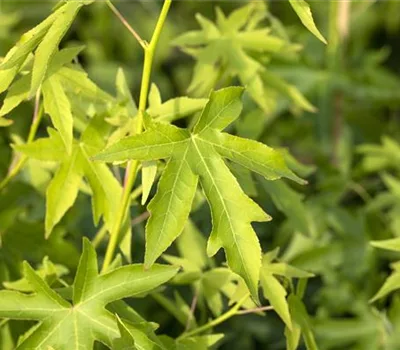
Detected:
[{"left": 101, "top": 0, "right": 173, "bottom": 272}]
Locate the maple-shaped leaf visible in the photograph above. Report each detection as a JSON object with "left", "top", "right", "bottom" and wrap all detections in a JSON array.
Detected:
[
  {"left": 107, "top": 78, "right": 207, "bottom": 205},
  {"left": 14, "top": 117, "right": 125, "bottom": 248},
  {"left": 0, "top": 238, "right": 178, "bottom": 349},
  {"left": 173, "top": 4, "right": 315, "bottom": 114},
  {"left": 94, "top": 87, "right": 304, "bottom": 300}
]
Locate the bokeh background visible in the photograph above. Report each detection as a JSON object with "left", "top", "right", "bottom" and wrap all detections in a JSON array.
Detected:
[{"left": 1, "top": 1, "right": 400, "bottom": 349}]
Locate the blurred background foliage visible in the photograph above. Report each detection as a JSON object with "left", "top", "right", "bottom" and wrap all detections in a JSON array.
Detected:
[{"left": 1, "top": 1, "right": 400, "bottom": 349}]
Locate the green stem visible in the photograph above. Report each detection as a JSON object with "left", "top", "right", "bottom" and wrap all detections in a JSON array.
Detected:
[
  {"left": 178, "top": 294, "right": 249, "bottom": 340},
  {"left": 317, "top": 0, "right": 340, "bottom": 157},
  {"left": 0, "top": 100, "right": 44, "bottom": 192},
  {"left": 101, "top": 0, "right": 172, "bottom": 272}
]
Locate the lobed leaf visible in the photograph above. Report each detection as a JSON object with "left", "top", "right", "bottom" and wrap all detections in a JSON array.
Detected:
[
  {"left": 95, "top": 87, "right": 303, "bottom": 300},
  {"left": 0, "top": 239, "right": 178, "bottom": 349}
]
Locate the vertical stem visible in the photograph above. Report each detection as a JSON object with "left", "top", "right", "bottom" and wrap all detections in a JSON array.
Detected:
[
  {"left": 101, "top": 0, "right": 172, "bottom": 272},
  {"left": 332, "top": 0, "right": 351, "bottom": 165},
  {"left": 317, "top": 0, "right": 350, "bottom": 161},
  {"left": 0, "top": 91, "right": 43, "bottom": 191}
]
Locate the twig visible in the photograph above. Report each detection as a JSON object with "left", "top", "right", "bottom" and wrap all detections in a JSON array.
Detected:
[
  {"left": 185, "top": 287, "right": 199, "bottom": 331},
  {"left": 178, "top": 294, "right": 249, "bottom": 340},
  {"left": 105, "top": 0, "right": 147, "bottom": 50},
  {"left": 101, "top": 0, "right": 173, "bottom": 272},
  {"left": 131, "top": 211, "right": 150, "bottom": 226},
  {"left": 236, "top": 305, "right": 274, "bottom": 315},
  {"left": 0, "top": 90, "right": 43, "bottom": 191}
]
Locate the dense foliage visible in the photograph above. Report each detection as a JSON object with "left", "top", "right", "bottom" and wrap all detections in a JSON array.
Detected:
[{"left": 0, "top": 1, "right": 400, "bottom": 349}]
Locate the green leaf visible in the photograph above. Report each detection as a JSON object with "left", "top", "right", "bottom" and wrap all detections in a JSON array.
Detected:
[
  {"left": 152, "top": 292, "right": 195, "bottom": 329},
  {"left": 287, "top": 294, "right": 319, "bottom": 350},
  {"left": 115, "top": 68, "right": 138, "bottom": 119},
  {"left": 142, "top": 161, "right": 158, "bottom": 205},
  {"left": 193, "top": 87, "right": 244, "bottom": 133},
  {"left": 202, "top": 268, "right": 233, "bottom": 316},
  {"left": 371, "top": 270, "right": 400, "bottom": 302},
  {"left": 30, "top": 1, "right": 84, "bottom": 97},
  {"left": 45, "top": 147, "right": 83, "bottom": 237},
  {"left": 207, "top": 131, "right": 305, "bottom": 184},
  {"left": 289, "top": 0, "right": 327, "bottom": 44},
  {"left": 261, "top": 70, "right": 316, "bottom": 113},
  {"left": 268, "top": 263, "right": 314, "bottom": 279},
  {"left": 371, "top": 238, "right": 400, "bottom": 252},
  {"left": 14, "top": 129, "right": 66, "bottom": 163},
  {"left": 228, "top": 162, "right": 258, "bottom": 197},
  {"left": 261, "top": 255, "right": 292, "bottom": 330},
  {"left": 58, "top": 66, "right": 115, "bottom": 103},
  {"left": 176, "top": 334, "right": 224, "bottom": 349},
  {"left": 0, "top": 239, "right": 178, "bottom": 349},
  {"left": 42, "top": 74, "right": 74, "bottom": 153},
  {"left": 0, "top": 47, "right": 85, "bottom": 118},
  {"left": 145, "top": 152, "right": 199, "bottom": 267},
  {"left": 0, "top": 74, "right": 30, "bottom": 117},
  {"left": 173, "top": 5, "right": 312, "bottom": 114},
  {"left": 112, "top": 316, "right": 136, "bottom": 349},
  {"left": 79, "top": 117, "right": 123, "bottom": 230},
  {"left": 4, "top": 257, "right": 68, "bottom": 292},
  {"left": 148, "top": 96, "right": 208, "bottom": 123},
  {"left": 94, "top": 87, "right": 303, "bottom": 300},
  {"left": 0, "top": 118, "right": 13, "bottom": 127},
  {"left": 261, "top": 179, "right": 314, "bottom": 236},
  {"left": 0, "top": 4, "right": 61, "bottom": 76},
  {"left": 176, "top": 220, "right": 208, "bottom": 271}
]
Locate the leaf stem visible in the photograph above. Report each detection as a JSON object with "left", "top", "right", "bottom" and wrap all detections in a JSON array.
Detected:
[
  {"left": 101, "top": 0, "right": 172, "bottom": 272},
  {"left": 185, "top": 287, "right": 200, "bottom": 331},
  {"left": 178, "top": 294, "right": 249, "bottom": 340},
  {"left": 0, "top": 91, "right": 43, "bottom": 191},
  {"left": 105, "top": 0, "right": 147, "bottom": 50}
]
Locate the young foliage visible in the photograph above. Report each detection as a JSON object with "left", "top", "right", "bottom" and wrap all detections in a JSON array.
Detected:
[
  {"left": 173, "top": 3, "right": 315, "bottom": 114},
  {"left": 0, "top": 0, "right": 93, "bottom": 97},
  {"left": 370, "top": 238, "right": 400, "bottom": 302},
  {"left": 0, "top": 239, "right": 178, "bottom": 349},
  {"left": 288, "top": 0, "right": 327, "bottom": 44},
  {"left": 94, "top": 87, "right": 303, "bottom": 300}
]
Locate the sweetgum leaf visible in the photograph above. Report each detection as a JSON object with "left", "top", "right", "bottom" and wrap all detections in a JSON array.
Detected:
[
  {"left": 17, "top": 118, "right": 124, "bottom": 241},
  {"left": 0, "top": 239, "right": 178, "bottom": 349},
  {"left": 94, "top": 87, "right": 303, "bottom": 300},
  {"left": 173, "top": 4, "right": 314, "bottom": 114}
]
